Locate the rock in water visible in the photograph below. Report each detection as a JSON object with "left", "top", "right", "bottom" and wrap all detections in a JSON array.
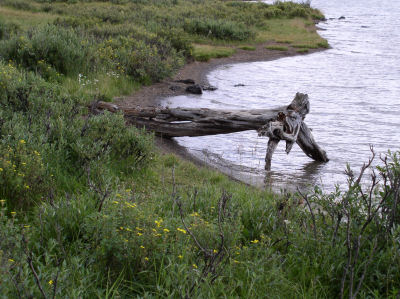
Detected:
[
  {"left": 202, "top": 85, "right": 217, "bottom": 91},
  {"left": 186, "top": 84, "right": 203, "bottom": 94}
]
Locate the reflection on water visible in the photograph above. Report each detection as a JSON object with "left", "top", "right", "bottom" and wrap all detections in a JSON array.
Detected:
[{"left": 163, "top": 0, "right": 400, "bottom": 192}]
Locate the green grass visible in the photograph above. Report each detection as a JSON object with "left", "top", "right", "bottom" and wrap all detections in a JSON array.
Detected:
[
  {"left": 193, "top": 44, "right": 236, "bottom": 62},
  {"left": 7, "top": 1, "right": 399, "bottom": 298},
  {"left": 266, "top": 45, "right": 289, "bottom": 51},
  {"left": 296, "top": 48, "right": 309, "bottom": 53},
  {"left": 256, "top": 18, "right": 328, "bottom": 49},
  {"left": 238, "top": 45, "right": 256, "bottom": 51}
]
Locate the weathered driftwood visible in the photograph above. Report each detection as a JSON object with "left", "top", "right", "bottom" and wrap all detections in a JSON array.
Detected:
[{"left": 95, "top": 92, "right": 329, "bottom": 170}]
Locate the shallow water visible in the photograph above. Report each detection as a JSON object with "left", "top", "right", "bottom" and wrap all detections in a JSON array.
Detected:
[{"left": 163, "top": 0, "right": 400, "bottom": 192}]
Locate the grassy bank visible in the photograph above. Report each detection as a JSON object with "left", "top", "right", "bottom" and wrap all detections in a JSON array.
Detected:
[{"left": 0, "top": 0, "right": 399, "bottom": 298}]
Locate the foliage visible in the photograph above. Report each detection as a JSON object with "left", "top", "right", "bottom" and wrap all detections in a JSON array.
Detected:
[
  {"left": 2, "top": 0, "right": 383, "bottom": 298},
  {"left": 0, "top": 25, "right": 94, "bottom": 77},
  {"left": 185, "top": 18, "right": 254, "bottom": 41},
  {"left": 0, "top": 62, "right": 153, "bottom": 210}
]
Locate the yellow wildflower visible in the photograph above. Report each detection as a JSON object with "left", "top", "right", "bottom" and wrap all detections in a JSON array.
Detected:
[
  {"left": 19, "top": 139, "right": 26, "bottom": 144},
  {"left": 178, "top": 255, "right": 183, "bottom": 259},
  {"left": 163, "top": 228, "right": 170, "bottom": 233},
  {"left": 8, "top": 259, "right": 15, "bottom": 263},
  {"left": 11, "top": 212, "right": 16, "bottom": 215},
  {"left": 137, "top": 232, "right": 143, "bottom": 236},
  {"left": 250, "top": 239, "right": 259, "bottom": 244},
  {"left": 192, "top": 264, "right": 198, "bottom": 269},
  {"left": 213, "top": 249, "right": 218, "bottom": 254},
  {"left": 144, "top": 257, "right": 149, "bottom": 261},
  {"left": 0, "top": 168, "right": 3, "bottom": 171},
  {"left": 177, "top": 228, "right": 187, "bottom": 234},
  {"left": 140, "top": 245, "right": 145, "bottom": 249},
  {"left": 48, "top": 280, "right": 53, "bottom": 285}
]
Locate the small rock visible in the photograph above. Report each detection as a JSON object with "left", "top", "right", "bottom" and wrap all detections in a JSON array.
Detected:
[
  {"left": 202, "top": 85, "right": 217, "bottom": 91},
  {"left": 234, "top": 83, "right": 245, "bottom": 87},
  {"left": 338, "top": 16, "right": 346, "bottom": 20},
  {"left": 175, "top": 79, "right": 195, "bottom": 84},
  {"left": 169, "top": 85, "right": 181, "bottom": 91},
  {"left": 185, "top": 84, "right": 203, "bottom": 94}
]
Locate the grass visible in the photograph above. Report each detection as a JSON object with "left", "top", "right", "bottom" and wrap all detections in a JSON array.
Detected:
[
  {"left": 7, "top": 1, "right": 398, "bottom": 298},
  {"left": 296, "top": 48, "right": 309, "bottom": 53},
  {"left": 0, "top": 6, "right": 58, "bottom": 30},
  {"left": 266, "top": 45, "right": 289, "bottom": 51},
  {"left": 257, "top": 18, "right": 328, "bottom": 49},
  {"left": 193, "top": 44, "right": 236, "bottom": 62},
  {"left": 238, "top": 45, "right": 257, "bottom": 51}
]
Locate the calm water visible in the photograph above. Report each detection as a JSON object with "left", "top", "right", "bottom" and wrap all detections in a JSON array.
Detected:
[{"left": 163, "top": 0, "right": 400, "bottom": 192}]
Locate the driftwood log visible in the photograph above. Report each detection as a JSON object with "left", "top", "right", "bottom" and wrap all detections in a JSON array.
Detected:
[{"left": 95, "top": 92, "right": 329, "bottom": 170}]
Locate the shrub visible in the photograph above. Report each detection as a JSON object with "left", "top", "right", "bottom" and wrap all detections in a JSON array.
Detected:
[
  {"left": 68, "top": 111, "right": 153, "bottom": 169},
  {"left": 0, "top": 24, "right": 95, "bottom": 76},
  {"left": 184, "top": 18, "right": 254, "bottom": 41},
  {"left": 0, "top": 61, "right": 153, "bottom": 209},
  {"left": 0, "top": 18, "right": 20, "bottom": 40},
  {"left": 0, "top": 141, "right": 49, "bottom": 209},
  {"left": 97, "top": 36, "right": 184, "bottom": 83}
]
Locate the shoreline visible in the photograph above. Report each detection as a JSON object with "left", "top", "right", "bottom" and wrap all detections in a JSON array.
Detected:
[{"left": 116, "top": 43, "right": 328, "bottom": 182}]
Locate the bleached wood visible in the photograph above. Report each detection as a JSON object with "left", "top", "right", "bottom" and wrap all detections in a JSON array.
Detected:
[{"left": 94, "top": 92, "right": 329, "bottom": 170}]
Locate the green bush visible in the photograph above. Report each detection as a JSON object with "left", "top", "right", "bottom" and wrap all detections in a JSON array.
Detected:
[
  {"left": 0, "top": 18, "right": 20, "bottom": 40},
  {"left": 0, "top": 24, "right": 94, "bottom": 76},
  {"left": 68, "top": 111, "right": 153, "bottom": 169},
  {"left": 185, "top": 18, "right": 254, "bottom": 41},
  {"left": 97, "top": 36, "right": 184, "bottom": 83},
  {"left": 0, "top": 61, "right": 153, "bottom": 209}
]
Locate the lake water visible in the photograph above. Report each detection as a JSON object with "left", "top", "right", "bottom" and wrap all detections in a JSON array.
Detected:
[{"left": 163, "top": 0, "right": 400, "bottom": 192}]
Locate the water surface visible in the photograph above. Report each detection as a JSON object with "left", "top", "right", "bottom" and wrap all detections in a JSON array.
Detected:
[{"left": 163, "top": 0, "right": 400, "bottom": 192}]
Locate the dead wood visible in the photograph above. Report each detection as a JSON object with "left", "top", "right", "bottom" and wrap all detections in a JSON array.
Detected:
[{"left": 94, "top": 92, "right": 329, "bottom": 170}]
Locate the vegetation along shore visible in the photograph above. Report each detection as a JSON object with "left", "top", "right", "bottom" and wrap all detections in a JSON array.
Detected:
[{"left": 0, "top": 0, "right": 399, "bottom": 297}]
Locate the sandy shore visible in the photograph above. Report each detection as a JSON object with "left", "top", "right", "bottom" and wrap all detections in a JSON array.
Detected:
[{"left": 115, "top": 42, "right": 326, "bottom": 175}]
